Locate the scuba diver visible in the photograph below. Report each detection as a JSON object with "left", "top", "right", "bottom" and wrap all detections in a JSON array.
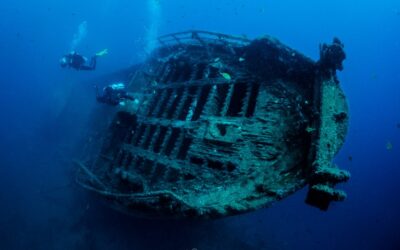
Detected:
[
  {"left": 60, "top": 49, "right": 108, "bottom": 71},
  {"left": 96, "top": 83, "right": 134, "bottom": 106},
  {"left": 318, "top": 38, "right": 346, "bottom": 71}
]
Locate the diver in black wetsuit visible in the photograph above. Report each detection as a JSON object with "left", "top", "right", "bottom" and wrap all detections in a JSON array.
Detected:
[
  {"left": 96, "top": 83, "right": 134, "bottom": 106},
  {"left": 60, "top": 49, "right": 107, "bottom": 71},
  {"left": 319, "top": 38, "right": 346, "bottom": 71},
  {"left": 316, "top": 37, "right": 346, "bottom": 83}
]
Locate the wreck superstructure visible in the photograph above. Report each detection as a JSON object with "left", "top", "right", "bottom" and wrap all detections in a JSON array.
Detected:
[{"left": 76, "top": 31, "right": 350, "bottom": 219}]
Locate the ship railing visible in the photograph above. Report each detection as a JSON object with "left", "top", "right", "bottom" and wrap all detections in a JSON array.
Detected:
[{"left": 157, "top": 30, "right": 251, "bottom": 48}]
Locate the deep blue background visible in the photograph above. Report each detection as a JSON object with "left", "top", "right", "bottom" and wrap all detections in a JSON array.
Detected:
[{"left": 0, "top": 0, "right": 399, "bottom": 249}]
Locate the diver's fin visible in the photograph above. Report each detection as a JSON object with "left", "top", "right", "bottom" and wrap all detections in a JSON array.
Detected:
[{"left": 96, "top": 48, "right": 108, "bottom": 57}]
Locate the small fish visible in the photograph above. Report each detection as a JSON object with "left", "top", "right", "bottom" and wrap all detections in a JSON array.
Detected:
[
  {"left": 386, "top": 141, "right": 393, "bottom": 151},
  {"left": 305, "top": 126, "right": 316, "bottom": 133},
  {"left": 239, "top": 57, "right": 245, "bottom": 62},
  {"left": 220, "top": 72, "right": 232, "bottom": 81},
  {"left": 348, "top": 155, "right": 353, "bottom": 162}
]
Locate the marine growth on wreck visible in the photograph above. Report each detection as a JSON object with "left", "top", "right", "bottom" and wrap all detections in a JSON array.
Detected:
[{"left": 76, "top": 31, "right": 350, "bottom": 219}]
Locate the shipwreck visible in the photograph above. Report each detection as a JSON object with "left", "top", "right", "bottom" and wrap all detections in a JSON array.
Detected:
[{"left": 76, "top": 30, "right": 350, "bottom": 219}]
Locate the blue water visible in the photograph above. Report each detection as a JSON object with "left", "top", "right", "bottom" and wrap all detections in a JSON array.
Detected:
[{"left": 0, "top": 0, "right": 399, "bottom": 249}]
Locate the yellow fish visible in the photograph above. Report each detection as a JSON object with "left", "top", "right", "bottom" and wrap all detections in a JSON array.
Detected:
[{"left": 220, "top": 72, "right": 231, "bottom": 81}]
